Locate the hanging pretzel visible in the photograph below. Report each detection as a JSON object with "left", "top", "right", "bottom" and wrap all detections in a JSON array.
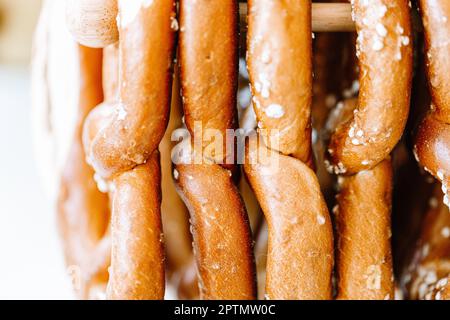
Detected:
[
  {"left": 66, "top": 0, "right": 119, "bottom": 48},
  {"left": 245, "top": 0, "right": 334, "bottom": 300},
  {"left": 84, "top": 0, "right": 176, "bottom": 179},
  {"left": 325, "top": 0, "right": 413, "bottom": 300},
  {"left": 325, "top": 0, "right": 413, "bottom": 175},
  {"left": 414, "top": 0, "right": 450, "bottom": 209},
  {"left": 81, "top": 0, "right": 177, "bottom": 299},
  {"left": 174, "top": 0, "right": 256, "bottom": 300}
]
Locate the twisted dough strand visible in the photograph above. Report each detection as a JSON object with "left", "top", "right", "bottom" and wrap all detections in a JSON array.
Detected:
[
  {"left": 81, "top": 0, "right": 177, "bottom": 299},
  {"left": 326, "top": 0, "right": 413, "bottom": 299},
  {"left": 245, "top": 0, "right": 334, "bottom": 300},
  {"left": 175, "top": 0, "right": 256, "bottom": 300}
]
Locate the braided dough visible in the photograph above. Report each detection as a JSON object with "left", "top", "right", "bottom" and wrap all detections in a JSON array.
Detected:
[
  {"left": 82, "top": 1, "right": 177, "bottom": 299},
  {"left": 245, "top": 0, "right": 334, "bottom": 300},
  {"left": 323, "top": 0, "right": 412, "bottom": 300},
  {"left": 244, "top": 135, "right": 334, "bottom": 299},
  {"left": 176, "top": 0, "right": 256, "bottom": 300}
]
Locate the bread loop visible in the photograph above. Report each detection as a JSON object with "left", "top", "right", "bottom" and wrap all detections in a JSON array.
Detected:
[
  {"left": 326, "top": 0, "right": 413, "bottom": 175},
  {"left": 84, "top": 0, "right": 176, "bottom": 179},
  {"left": 245, "top": 0, "right": 334, "bottom": 300},
  {"left": 81, "top": 1, "right": 177, "bottom": 299},
  {"left": 323, "top": 0, "right": 413, "bottom": 299},
  {"left": 174, "top": 0, "right": 256, "bottom": 300}
]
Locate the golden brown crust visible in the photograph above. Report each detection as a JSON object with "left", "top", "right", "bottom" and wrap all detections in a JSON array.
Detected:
[
  {"left": 66, "top": 0, "right": 119, "bottom": 48},
  {"left": 179, "top": 0, "right": 238, "bottom": 165},
  {"left": 174, "top": 164, "right": 256, "bottom": 300},
  {"left": 80, "top": 3, "right": 175, "bottom": 299},
  {"left": 405, "top": 185, "right": 450, "bottom": 300},
  {"left": 326, "top": 0, "right": 413, "bottom": 174},
  {"left": 415, "top": 0, "right": 450, "bottom": 210},
  {"left": 107, "top": 153, "right": 165, "bottom": 300},
  {"left": 245, "top": 0, "right": 333, "bottom": 300},
  {"left": 419, "top": 0, "right": 450, "bottom": 124},
  {"left": 415, "top": 114, "right": 450, "bottom": 207},
  {"left": 56, "top": 45, "right": 111, "bottom": 299},
  {"left": 244, "top": 134, "right": 334, "bottom": 300},
  {"left": 334, "top": 159, "right": 394, "bottom": 300},
  {"left": 409, "top": 12, "right": 449, "bottom": 299},
  {"left": 247, "top": 0, "right": 313, "bottom": 163},
  {"left": 85, "top": 0, "right": 176, "bottom": 178},
  {"left": 175, "top": 0, "right": 256, "bottom": 300}
]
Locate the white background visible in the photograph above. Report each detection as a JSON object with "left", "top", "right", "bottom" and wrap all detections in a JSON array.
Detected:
[{"left": 0, "top": 65, "right": 73, "bottom": 299}]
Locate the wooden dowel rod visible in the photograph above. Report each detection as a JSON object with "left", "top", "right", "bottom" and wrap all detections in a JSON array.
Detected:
[{"left": 239, "top": 2, "right": 355, "bottom": 32}]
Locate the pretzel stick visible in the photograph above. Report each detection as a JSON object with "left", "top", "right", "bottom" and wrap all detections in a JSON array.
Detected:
[{"left": 176, "top": 0, "right": 256, "bottom": 300}]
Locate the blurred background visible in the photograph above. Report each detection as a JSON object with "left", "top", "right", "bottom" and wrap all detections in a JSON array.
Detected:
[{"left": 0, "top": 0, "right": 73, "bottom": 299}]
